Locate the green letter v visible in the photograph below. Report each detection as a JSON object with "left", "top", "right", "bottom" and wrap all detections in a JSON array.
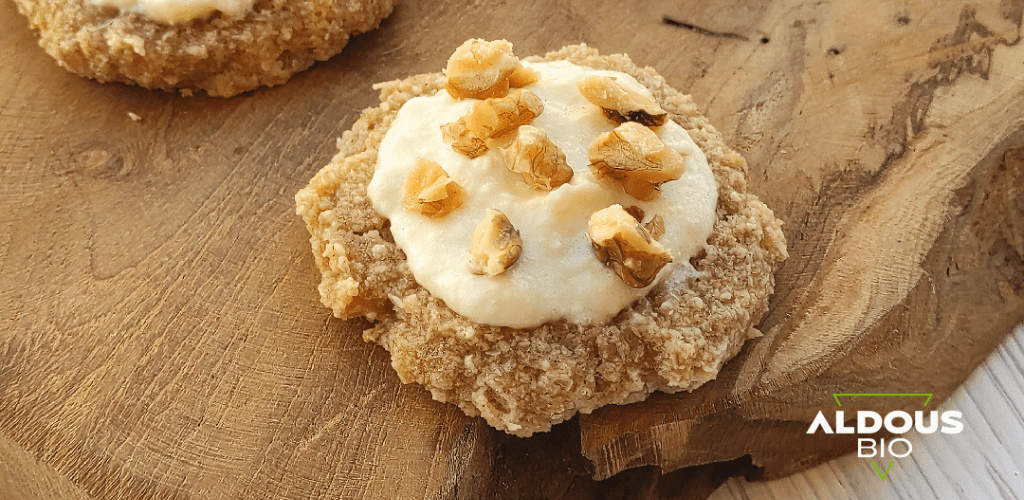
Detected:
[{"left": 872, "top": 460, "right": 895, "bottom": 480}]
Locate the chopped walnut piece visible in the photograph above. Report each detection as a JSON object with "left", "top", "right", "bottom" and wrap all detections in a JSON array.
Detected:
[
  {"left": 588, "top": 122, "right": 686, "bottom": 201},
  {"left": 440, "top": 121, "right": 489, "bottom": 158},
  {"left": 467, "top": 89, "right": 544, "bottom": 139},
  {"left": 644, "top": 214, "right": 666, "bottom": 241},
  {"left": 623, "top": 205, "right": 645, "bottom": 222},
  {"left": 403, "top": 158, "right": 466, "bottom": 218},
  {"left": 588, "top": 204, "right": 673, "bottom": 288},
  {"left": 577, "top": 75, "right": 668, "bottom": 127},
  {"left": 469, "top": 209, "right": 523, "bottom": 276},
  {"left": 445, "top": 39, "right": 538, "bottom": 100},
  {"left": 501, "top": 125, "right": 574, "bottom": 190},
  {"left": 509, "top": 66, "right": 540, "bottom": 88},
  {"left": 442, "top": 89, "right": 544, "bottom": 158},
  {"left": 623, "top": 206, "right": 666, "bottom": 240}
]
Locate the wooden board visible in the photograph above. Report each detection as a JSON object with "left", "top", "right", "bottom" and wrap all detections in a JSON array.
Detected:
[
  {"left": 577, "top": 0, "right": 1024, "bottom": 481},
  {"left": 1, "top": 0, "right": 1022, "bottom": 499}
]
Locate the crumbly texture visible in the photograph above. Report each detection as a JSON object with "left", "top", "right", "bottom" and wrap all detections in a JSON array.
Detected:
[
  {"left": 295, "top": 45, "right": 789, "bottom": 436},
  {"left": 13, "top": 0, "right": 397, "bottom": 97}
]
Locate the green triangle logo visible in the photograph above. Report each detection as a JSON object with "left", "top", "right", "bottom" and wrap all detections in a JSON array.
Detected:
[{"left": 872, "top": 460, "right": 895, "bottom": 480}]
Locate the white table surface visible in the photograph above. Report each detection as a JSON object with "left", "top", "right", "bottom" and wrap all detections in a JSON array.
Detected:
[{"left": 708, "top": 324, "right": 1024, "bottom": 500}]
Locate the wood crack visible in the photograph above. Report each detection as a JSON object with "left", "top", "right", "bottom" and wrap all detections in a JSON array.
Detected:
[{"left": 662, "top": 16, "right": 750, "bottom": 41}]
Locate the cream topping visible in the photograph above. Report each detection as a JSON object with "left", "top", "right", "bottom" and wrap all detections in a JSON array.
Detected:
[
  {"left": 368, "top": 61, "right": 718, "bottom": 328},
  {"left": 89, "top": 0, "right": 254, "bottom": 23}
]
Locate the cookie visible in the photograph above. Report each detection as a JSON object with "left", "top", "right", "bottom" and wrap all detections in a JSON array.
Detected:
[
  {"left": 295, "top": 42, "right": 788, "bottom": 436},
  {"left": 12, "top": 0, "right": 397, "bottom": 97}
]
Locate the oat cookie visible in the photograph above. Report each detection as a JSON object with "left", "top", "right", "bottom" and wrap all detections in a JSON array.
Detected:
[
  {"left": 295, "top": 43, "right": 788, "bottom": 436},
  {"left": 12, "top": 0, "right": 397, "bottom": 97}
]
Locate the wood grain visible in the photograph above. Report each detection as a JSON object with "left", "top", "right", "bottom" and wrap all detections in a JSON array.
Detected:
[
  {"left": 0, "top": 1, "right": 484, "bottom": 498},
  {"left": 580, "top": 0, "right": 1024, "bottom": 480},
  {"left": 0, "top": 431, "right": 92, "bottom": 500},
  {"left": 1, "top": 0, "right": 1022, "bottom": 498}
]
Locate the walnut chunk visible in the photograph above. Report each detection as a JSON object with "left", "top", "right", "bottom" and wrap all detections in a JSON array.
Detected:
[
  {"left": 623, "top": 206, "right": 666, "bottom": 240},
  {"left": 403, "top": 158, "right": 466, "bottom": 218},
  {"left": 442, "top": 89, "right": 544, "bottom": 158},
  {"left": 469, "top": 209, "right": 523, "bottom": 277},
  {"left": 644, "top": 214, "right": 666, "bottom": 241},
  {"left": 440, "top": 121, "right": 488, "bottom": 158},
  {"left": 509, "top": 66, "right": 540, "bottom": 88},
  {"left": 623, "top": 205, "right": 645, "bottom": 222},
  {"left": 588, "top": 204, "right": 673, "bottom": 288},
  {"left": 577, "top": 75, "right": 668, "bottom": 127},
  {"left": 588, "top": 122, "right": 686, "bottom": 201},
  {"left": 466, "top": 89, "right": 544, "bottom": 139},
  {"left": 501, "top": 125, "right": 574, "bottom": 190},
  {"left": 445, "top": 39, "right": 538, "bottom": 100}
]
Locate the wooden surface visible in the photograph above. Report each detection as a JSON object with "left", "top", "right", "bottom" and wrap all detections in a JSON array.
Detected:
[
  {"left": 2, "top": 0, "right": 1023, "bottom": 499},
  {"left": 578, "top": 0, "right": 1024, "bottom": 481}
]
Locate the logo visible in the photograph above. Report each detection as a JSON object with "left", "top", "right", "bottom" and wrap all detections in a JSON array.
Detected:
[{"left": 806, "top": 393, "right": 963, "bottom": 479}]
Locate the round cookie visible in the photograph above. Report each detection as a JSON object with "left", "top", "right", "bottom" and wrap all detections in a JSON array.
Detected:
[
  {"left": 295, "top": 44, "right": 788, "bottom": 436},
  {"left": 12, "top": 0, "right": 397, "bottom": 97}
]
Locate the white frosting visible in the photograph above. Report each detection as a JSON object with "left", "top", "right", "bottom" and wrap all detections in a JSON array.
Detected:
[
  {"left": 89, "top": 0, "right": 254, "bottom": 23},
  {"left": 368, "top": 61, "right": 718, "bottom": 328}
]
